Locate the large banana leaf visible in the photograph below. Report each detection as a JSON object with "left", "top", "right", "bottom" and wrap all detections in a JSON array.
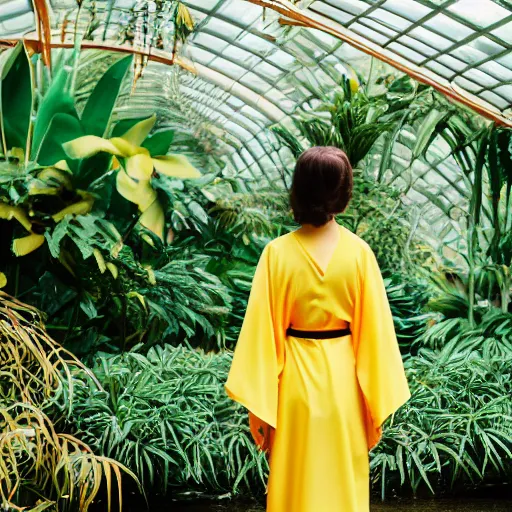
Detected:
[
  {"left": 81, "top": 55, "right": 133, "bottom": 138},
  {"left": 0, "top": 43, "right": 32, "bottom": 153},
  {"left": 31, "top": 66, "right": 78, "bottom": 161},
  {"left": 36, "top": 113, "right": 84, "bottom": 167}
]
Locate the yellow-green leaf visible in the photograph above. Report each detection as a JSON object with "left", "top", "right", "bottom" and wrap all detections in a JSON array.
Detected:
[
  {"left": 106, "top": 262, "right": 118, "bottom": 279},
  {"left": 0, "top": 272, "right": 6, "bottom": 288},
  {"left": 54, "top": 160, "right": 71, "bottom": 172},
  {"left": 0, "top": 203, "right": 32, "bottom": 231},
  {"left": 93, "top": 248, "right": 106, "bottom": 274},
  {"left": 126, "top": 154, "right": 154, "bottom": 181},
  {"left": 145, "top": 266, "right": 157, "bottom": 285},
  {"left": 121, "top": 115, "right": 157, "bottom": 146},
  {"left": 127, "top": 291, "right": 146, "bottom": 309},
  {"left": 116, "top": 170, "right": 156, "bottom": 211},
  {"left": 109, "top": 137, "right": 147, "bottom": 157},
  {"left": 139, "top": 200, "right": 164, "bottom": 240},
  {"left": 13, "top": 233, "right": 45, "bottom": 256},
  {"left": 63, "top": 136, "right": 123, "bottom": 160},
  {"left": 152, "top": 154, "right": 201, "bottom": 179},
  {"left": 52, "top": 197, "right": 94, "bottom": 222},
  {"left": 37, "top": 167, "right": 73, "bottom": 189}
]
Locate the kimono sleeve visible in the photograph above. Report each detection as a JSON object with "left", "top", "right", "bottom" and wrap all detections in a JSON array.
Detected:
[
  {"left": 352, "top": 245, "right": 411, "bottom": 450},
  {"left": 225, "top": 244, "right": 286, "bottom": 449}
]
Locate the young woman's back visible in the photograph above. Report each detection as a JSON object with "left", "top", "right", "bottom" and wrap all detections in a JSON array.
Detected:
[{"left": 225, "top": 147, "right": 410, "bottom": 511}]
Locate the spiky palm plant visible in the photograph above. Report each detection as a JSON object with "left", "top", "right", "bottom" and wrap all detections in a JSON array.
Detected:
[{"left": 0, "top": 292, "right": 139, "bottom": 511}]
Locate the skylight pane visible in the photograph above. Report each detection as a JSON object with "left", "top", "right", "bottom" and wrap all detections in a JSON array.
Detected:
[
  {"left": 383, "top": 0, "right": 431, "bottom": 22},
  {"left": 424, "top": 13, "right": 472, "bottom": 41},
  {"left": 493, "top": 84, "right": 512, "bottom": 102},
  {"left": 468, "top": 36, "right": 506, "bottom": 57},
  {"left": 408, "top": 27, "right": 452, "bottom": 51},
  {"left": 311, "top": 3, "right": 353, "bottom": 25},
  {"left": 491, "top": 21, "right": 512, "bottom": 44},
  {"left": 388, "top": 42, "right": 425, "bottom": 62},
  {"left": 397, "top": 35, "right": 438, "bottom": 57},
  {"left": 448, "top": 0, "right": 510, "bottom": 28},
  {"left": 351, "top": 23, "right": 390, "bottom": 45},
  {"left": 369, "top": 8, "right": 412, "bottom": 31},
  {"left": 480, "top": 90, "right": 510, "bottom": 109}
]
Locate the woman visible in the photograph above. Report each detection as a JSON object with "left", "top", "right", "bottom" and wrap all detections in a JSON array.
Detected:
[{"left": 225, "top": 146, "right": 410, "bottom": 511}]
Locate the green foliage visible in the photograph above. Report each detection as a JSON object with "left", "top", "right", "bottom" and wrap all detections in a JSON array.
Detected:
[
  {"left": 372, "top": 340, "right": 512, "bottom": 498},
  {"left": 383, "top": 274, "right": 433, "bottom": 352},
  {"left": 81, "top": 56, "right": 132, "bottom": 137},
  {"left": 69, "top": 345, "right": 267, "bottom": 497},
  {"left": 0, "top": 44, "right": 32, "bottom": 155},
  {"left": 0, "top": 292, "right": 138, "bottom": 511},
  {"left": 272, "top": 77, "right": 394, "bottom": 168}
]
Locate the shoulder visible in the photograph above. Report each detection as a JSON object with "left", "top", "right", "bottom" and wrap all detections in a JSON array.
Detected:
[
  {"left": 339, "top": 225, "right": 373, "bottom": 256},
  {"left": 339, "top": 226, "right": 378, "bottom": 277},
  {"left": 263, "top": 232, "right": 294, "bottom": 254}
]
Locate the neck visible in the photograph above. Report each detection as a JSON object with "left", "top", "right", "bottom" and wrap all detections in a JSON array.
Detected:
[{"left": 300, "top": 218, "right": 337, "bottom": 233}]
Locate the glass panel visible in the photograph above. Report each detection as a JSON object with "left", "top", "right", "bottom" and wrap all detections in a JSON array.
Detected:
[
  {"left": 351, "top": 22, "right": 390, "bottom": 44},
  {"left": 267, "top": 49, "right": 297, "bottom": 69},
  {"left": 453, "top": 76, "right": 483, "bottom": 93},
  {"left": 186, "top": 46, "right": 216, "bottom": 66},
  {"left": 382, "top": 0, "right": 432, "bottom": 22},
  {"left": 408, "top": 26, "right": 452, "bottom": 50},
  {"left": 436, "top": 54, "right": 466, "bottom": 72},
  {"left": 185, "top": 0, "right": 220, "bottom": 8},
  {"left": 388, "top": 42, "right": 426, "bottom": 62},
  {"left": 480, "top": 90, "right": 510, "bottom": 109},
  {"left": 238, "top": 71, "right": 272, "bottom": 95},
  {"left": 479, "top": 60, "right": 512, "bottom": 81},
  {"left": 452, "top": 45, "right": 487, "bottom": 65},
  {"left": 237, "top": 33, "right": 275, "bottom": 57},
  {"left": 0, "top": 12, "right": 33, "bottom": 36},
  {"left": 222, "top": 45, "right": 261, "bottom": 69},
  {"left": 317, "top": 0, "right": 368, "bottom": 16},
  {"left": 188, "top": 8, "right": 208, "bottom": 24},
  {"left": 491, "top": 21, "right": 512, "bottom": 44},
  {"left": 209, "top": 56, "right": 247, "bottom": 80},
  {"left": 397, "top": 35, "right": 438, "bottom": 57},
  {"left": 462, "top": 68, "right": 499, "bottom": 88},
  {"left": 369, "top": 8, "right": 412, "bottom": 31},
  {"left": 203, "top": 17, "right": 244, "bottom": 40},
  {"left": 469, "top": 36, "right": 506, "bottom": 57},
  {"left": 448, "top": 0, "right": 510, "bottom": 28},
  {"left": 309, "top": 2, "right": 353, "bottom": 25},
  {"left": 359, "top": 18, "right": 397, "bottom": 37},
  {"left": 425, "top": 60, "right": 454, "bottom": 79},
  {"left": 493, "top": 84, "right": 512, "bottom": 101},
  {"left": 252, "top": 61, "right": 286, "bottom": 81},
  {"left": 497, "top": 52, "right": 512, "bottom": 68},
  {"left": 217, "top": 0, "right": 261, "bottom": 25},
  {"left": 424, "top": 13, "right": 472, "bottom": 41},
  {"left": 193, "top": 33, "right": 229, "bottom": 54}
]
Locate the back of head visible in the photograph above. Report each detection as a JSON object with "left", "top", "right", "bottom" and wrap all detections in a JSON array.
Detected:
[{"left": 290, "top": 146, "right": 353, "bottom": 227}]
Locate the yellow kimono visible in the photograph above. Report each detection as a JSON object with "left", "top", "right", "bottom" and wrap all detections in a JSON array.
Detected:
[{"left": 225, "top": 225, "right": 410, "bottom": 512}]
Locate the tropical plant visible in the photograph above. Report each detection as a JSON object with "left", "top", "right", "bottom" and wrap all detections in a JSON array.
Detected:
[
  {"left": 0, "top": 43, "right": 200, "bottom": 257},
  {"left": 69, "top": 345, "right": 268, "bottom": 497},
  {"left": 383, "top": 273, "right": 433, "bottom": 353},
  {"left": 372, "top": 340, "right": 512, "bottom": 499},
  {"left": 0, "top": 292, "right": 139, "bottom": 511},
  {"left": 272, "top": 76, "right": 394, "bottom": 168}
]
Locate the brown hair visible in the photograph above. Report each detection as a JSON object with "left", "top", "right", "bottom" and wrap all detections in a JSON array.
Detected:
[{"left": 290, "top": 146, "right": 353, "bottom": 227}]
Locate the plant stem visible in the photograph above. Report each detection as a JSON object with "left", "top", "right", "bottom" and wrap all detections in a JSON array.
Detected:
[
  {"left": 69, "top": 6, "right": 83, "bottom": 95},
  {"left": 467, "top": 220, "right": 476, "bottom": 327}
]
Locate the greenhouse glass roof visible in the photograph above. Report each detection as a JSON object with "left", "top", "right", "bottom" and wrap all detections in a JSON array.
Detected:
[{"left": 0, "top": 0, "right": 511, "bottom": 253}]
